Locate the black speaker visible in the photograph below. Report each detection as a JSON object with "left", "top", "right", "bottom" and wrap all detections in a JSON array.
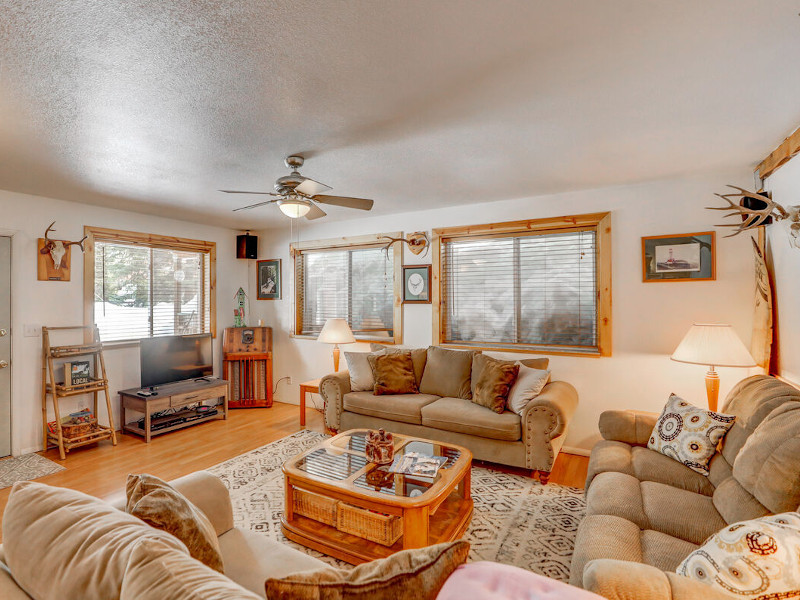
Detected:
[{"left": 236, "top": 233, "right": 258, "bottom": 259}]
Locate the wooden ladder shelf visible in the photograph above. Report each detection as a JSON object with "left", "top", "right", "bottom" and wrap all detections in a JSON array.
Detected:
[{"left": 42, "top": 325, "right": 117, "bottom": 459}]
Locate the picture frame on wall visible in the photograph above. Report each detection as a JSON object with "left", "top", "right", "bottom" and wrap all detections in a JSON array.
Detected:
[
  {"left": 642, "top": 232, "right": 715, "bottom": 282},
  {"left": 257, "top": 259, "right": 281, "bottom": 299},
  {"left": 402, "top": 264, "right": 432, "bottom": 303}
]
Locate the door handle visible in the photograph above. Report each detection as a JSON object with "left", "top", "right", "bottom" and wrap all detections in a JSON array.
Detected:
[
  {"left": 0, "top": 329, "right": 6, "bottom": 337},
  {"left": 0, "top": 360, "right": 8, "bottom": 369}
]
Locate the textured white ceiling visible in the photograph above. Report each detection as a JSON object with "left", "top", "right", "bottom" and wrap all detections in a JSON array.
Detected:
[{"left": 1, "top": 1, "right": 800, "bottom": 229}]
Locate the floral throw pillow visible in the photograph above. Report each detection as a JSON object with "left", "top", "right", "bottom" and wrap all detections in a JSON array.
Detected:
[
  {"left": 647, "top": 394, "right": 735, "bottom": 475},
  {"left": 677, "top": 512, "right": 800, "bottom": 599}
]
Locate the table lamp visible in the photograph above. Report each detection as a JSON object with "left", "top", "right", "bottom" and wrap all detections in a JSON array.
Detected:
[
  {"left": 317, "top": 318, "right": 356, "bottom": 372},
  {"left": 670, "top": 323, "right": 756, "bottom": 412}
]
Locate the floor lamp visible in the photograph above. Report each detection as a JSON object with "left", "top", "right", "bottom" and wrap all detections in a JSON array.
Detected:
[
  {"left": 317, "top": 318, "right": 356, "bottom": 372},
  {"left": 670, "top": 323, "right": 756, "bottom": 412}
]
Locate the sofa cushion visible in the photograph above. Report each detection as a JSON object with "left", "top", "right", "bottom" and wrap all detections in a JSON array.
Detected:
[
  {"left": 719, "top": 375, "right": 800, "bottom": 465},
  {"left": 3, "top": 481, "right": 188, "bottom": 600},
  {"left": 346, "top": 350, "right": 385, "bottom": 392},
  {"left": 507, "top": 364, "right": 551, "bottom": 415},
  {"left": 421, "top": 397, "right": 521, "bottom": 441},
  {"left": 371, "top": 345, "right": 428, "bottom": 386},
  {"left": 733, "top": 402, "right": 800, "bottom": 514},
  {"left": 569, "top": 514, "right": 699, "bottom": 589},
  {"left": 265, "top": 540, "right": 469, "bottom": 600},
  {"left": 121, "top": 538, "right": 260, "bottom": 600},
  {"left": 647, "top": 394, "right": 736, "bottom": 476},
  {"left": 677, "top": 512, "right": 800, "bottom": 600},
  {"left": 712, "top": 477, "right": 770, "bottom": 524},
  {"left": 126, "top": 473, "right": 224, "bottom": 572},
  {"left": 218, "top": 528, "right": 326, "bottom": 597},
  {"left": 419, "top": 346, "right": 477, "bottom": 400},
  {"left": 586, "top": 440, "right": 715, "bottom": 496},
  {"left": 343, "top": 392, "right": 440, "bottom": 425},
  {"left": 470, "top": 354, "right": 519, "bottom": 414},
  {"left": 586, "top": 472, "right": 726, "bottom": 545},
  {"left": 368, "top": 352, "right": 418, "bottom": 395}
]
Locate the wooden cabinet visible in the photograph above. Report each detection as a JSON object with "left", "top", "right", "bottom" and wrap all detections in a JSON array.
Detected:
[{"left": 222, "top": 327, "right": 273, "bottom": 408}]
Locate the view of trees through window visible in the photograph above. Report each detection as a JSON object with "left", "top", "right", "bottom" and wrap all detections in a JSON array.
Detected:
[
  {"left": 444, "top": 229, "right": 598, "bottom": 351},
  {"left": 298, "top": 246, "right": 394, "bottom": 339},
  {"left": 94, "top": 241, "right": 209, "bottom": 341}
]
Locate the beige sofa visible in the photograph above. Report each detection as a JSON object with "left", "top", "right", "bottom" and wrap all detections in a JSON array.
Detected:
[
  {"left": 319, "top": 357, "right": 579, "bottom": 483},
  {"left": 571, "top": 375, "right": 800, "bottom": 599},
  {"left": 0, "top": 471, "right": 325, "bottom": 599}
]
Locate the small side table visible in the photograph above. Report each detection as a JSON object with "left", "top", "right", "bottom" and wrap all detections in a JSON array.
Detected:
[{"left": 298, "top": 378, "right": 321, "bottom": 427}]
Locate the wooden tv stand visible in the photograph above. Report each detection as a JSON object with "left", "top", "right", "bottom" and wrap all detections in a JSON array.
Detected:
[{"left": 119, "top": 379, "right": 229, "bottom": 443}]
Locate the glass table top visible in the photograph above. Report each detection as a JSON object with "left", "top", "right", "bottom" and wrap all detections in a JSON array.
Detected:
[{"left": 294, "top": 447, "right": 369, "bottom": 480}]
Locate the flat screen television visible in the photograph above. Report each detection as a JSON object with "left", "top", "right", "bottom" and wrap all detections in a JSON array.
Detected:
[{"left": 139, "top": 334, "right": 213, "bottom": 388}]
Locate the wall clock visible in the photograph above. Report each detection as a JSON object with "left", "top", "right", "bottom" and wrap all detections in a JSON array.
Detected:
[{"left": 402, "top": 265, "right": 432, "bottom": 304}]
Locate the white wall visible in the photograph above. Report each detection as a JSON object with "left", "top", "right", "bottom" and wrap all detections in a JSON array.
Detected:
[
  {"left": 252, "top": 170, "right": 758, "bottom": 452},
  {"left": 0, "top": 190, "right": 248, "bottom": 455},
  {"left": 764, "top": 156, "right": 800, "bottom": 385}
]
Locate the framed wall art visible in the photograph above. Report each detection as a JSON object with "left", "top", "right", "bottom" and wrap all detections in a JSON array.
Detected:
[
  {"left": 402, "top": 264, "right": 432, "bottom": 303},
  {"left": 642, "top": 231, "right": 715, "bottom": 282},
  {"left": 257, "top": 259, "right": 281, "bottom": 299}
]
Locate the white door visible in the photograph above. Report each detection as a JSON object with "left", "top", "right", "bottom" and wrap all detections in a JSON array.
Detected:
[{"left": 0, "top": 236, "right": 10, "bottom": 457}]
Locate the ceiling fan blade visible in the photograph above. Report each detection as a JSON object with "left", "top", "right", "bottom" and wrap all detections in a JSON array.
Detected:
[
  {"left": 219, "top": 190, "right": 278, "bottom": 195},
  {"left": 305, "top": 203, "right": 327, "bottom": 220},
  {"left": 295, "top": 177, "right": 332, "bottom": 196},
  {"left": 232, "top": 199, "right": 278, "bottom": 212},
  {"left": 313, "top": 195, "right": 374, "bottom": 211}
]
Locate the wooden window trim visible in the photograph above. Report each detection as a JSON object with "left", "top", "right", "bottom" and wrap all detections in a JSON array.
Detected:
[
  {"left": 83, "top": 226, "right": 217, "bottom": 341},
  {"left": 290, "top": 232, "right": 403, "bottom": 344},
  {"left": 432, "top": 212, "right": 612, "bottom": 357}
]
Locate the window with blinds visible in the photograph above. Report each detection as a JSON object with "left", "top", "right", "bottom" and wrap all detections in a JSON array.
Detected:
[
  {"left": 436, "top": 213, "right": 611, "bottom": 356},
  {"left": 86, "top": 229, "right": 215, "bottom": 342},
  {"left": 294, "top": 239, "right": 399, "bottom": 341}
]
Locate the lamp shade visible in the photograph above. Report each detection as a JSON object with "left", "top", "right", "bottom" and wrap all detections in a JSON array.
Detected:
[
  {"left": 317, "top": 318, "right": 356, "bottom": 345},
  {"left": 671, "top": 324, "right": 756, "bottom": 368},
  {"left": 278, "top": 198, "right": 311, "bottom": 218}
]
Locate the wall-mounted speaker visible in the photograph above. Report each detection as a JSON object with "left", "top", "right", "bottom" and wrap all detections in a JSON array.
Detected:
[{"left": 236, "top": 233, "right": 258, "bottom": 259}]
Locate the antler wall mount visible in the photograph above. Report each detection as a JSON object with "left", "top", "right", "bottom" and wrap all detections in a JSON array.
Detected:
[
  {"left": 37, "top": 221, "right": 88, "bottom": 281},
  {"left": 378, "top": 232, "right": 430, "bottom": 259},
  {"left": 707, "top": 186, "right": 800, "bottom": 248}
]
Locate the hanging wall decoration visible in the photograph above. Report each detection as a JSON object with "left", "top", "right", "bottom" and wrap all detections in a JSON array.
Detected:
[
  {"left": 257, "top": 259, "right": 281, "bottom": 300},
  {"left": 234, "top": 287, "right": 248, "bottom": 326},
  {"left": 707, "top": 186, "right": 800, "bottom": 248},
  {"left": 751, "top": 236, "right": 773, "bottom": 371},
  {"left": 642, "top": 232, "right": 716, "bottom": 282},
  {"left": 37, "top": 222, "right": 88, "bottom": 281}
]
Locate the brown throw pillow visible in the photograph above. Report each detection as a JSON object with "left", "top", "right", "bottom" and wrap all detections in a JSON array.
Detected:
[
  {"left": 265, "top": 540, "right": 469, "bottom": 600},
  {"left": 368, "top": 352, "right": 418, "bottom": 395},
  {"left": 126, "top": 473, "right": 224, "bottom": 573},
  {"left": 370, "top": 344, "right": 428, "bottom": 386},
  {"left": 418, "top": 346, "right": 478, "bottom": 399},
  {"left": 470, "top": 354, "right": 519, "bottom": 414}
]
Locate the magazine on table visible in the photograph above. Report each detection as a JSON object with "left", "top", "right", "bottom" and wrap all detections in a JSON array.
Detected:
[{"left": 388, "top": 452, "right": 447, "bottom": 477}]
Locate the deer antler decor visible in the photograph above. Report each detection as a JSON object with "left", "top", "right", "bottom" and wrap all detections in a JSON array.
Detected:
[
  {"left": 707, "top": 186, "right": 800, "bottom": 248},
  {"left": 378, "top": 232, "right": 430, "bottom": 259},
  {"left": 37, "top": 221, "right": 88, "bottom": 281}
]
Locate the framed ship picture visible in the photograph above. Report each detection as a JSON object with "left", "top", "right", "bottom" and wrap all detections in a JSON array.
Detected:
[{"left": 642, "top": 232, "right": 715, "bottom": 282}]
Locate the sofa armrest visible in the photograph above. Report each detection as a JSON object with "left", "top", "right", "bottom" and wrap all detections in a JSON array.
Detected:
[
  {"left": 169, "top": 471, "right": 234, "bottom": 537},
  {"left": 319, "top": 371, "right": 351, "bottom": 431},
  {"left": 583, "top": 559, "right": 732, "bottom": 600},
  {"left": 521, "top": 381, "right": 579, "bottom": 472},
  {"left": 598, "top": 410, "right": 659, "bottom": 446}
]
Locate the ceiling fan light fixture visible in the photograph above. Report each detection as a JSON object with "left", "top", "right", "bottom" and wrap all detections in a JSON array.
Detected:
[{"left": 278, "top": 197, "right": 312, "bottom": 218}]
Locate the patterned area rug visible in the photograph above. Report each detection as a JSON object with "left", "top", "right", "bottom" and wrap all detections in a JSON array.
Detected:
[
  {"left": 0, "top": 453, "right": 65, "bottom": 489},
  {"left": 207, "top": 430, "right": 585, "bottom": 582}
]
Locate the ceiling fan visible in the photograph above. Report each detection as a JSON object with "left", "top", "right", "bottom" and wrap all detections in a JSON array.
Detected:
[{"left": 220, "top": 155, "right": 374, "bottom": 220}]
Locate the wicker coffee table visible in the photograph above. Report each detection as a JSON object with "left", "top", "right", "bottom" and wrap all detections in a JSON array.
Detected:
[{"left": 281, "top": 429, "right": 473, "bottom": 564}]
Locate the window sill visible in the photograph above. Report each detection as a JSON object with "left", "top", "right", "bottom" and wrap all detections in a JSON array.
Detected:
[
  {"left": 439, "top": 342, "right": 606, "bottom": 358},
  {"left": 291, "top": 334, "right": 397, "bottom": 345}
]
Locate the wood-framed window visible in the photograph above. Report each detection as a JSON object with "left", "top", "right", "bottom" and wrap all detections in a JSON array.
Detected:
[
  {"left": 291, "top": 232, "right": 402, "bottom": 343},
  {"left": 432, "top": 212, "right": 611, "bottom": 357},
  {"left": 83, "top": 227, "right": 217, "bottom": 342}
]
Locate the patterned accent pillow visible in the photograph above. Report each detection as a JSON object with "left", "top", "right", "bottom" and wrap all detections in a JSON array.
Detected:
[
  {"left": 647, "top": 394, "right": 735, "bottom": 475},
  {"left": 677, "top": 512, "right": 800, "bottom": 599}
]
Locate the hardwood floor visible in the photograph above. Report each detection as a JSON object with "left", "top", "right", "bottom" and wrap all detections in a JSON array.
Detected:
[{"left": 0, "top": 402, "right": 588, "bottom": 538}]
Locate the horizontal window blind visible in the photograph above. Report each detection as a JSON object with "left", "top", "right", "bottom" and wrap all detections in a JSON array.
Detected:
[
  {"left": 296, "top": 246, "right": 395, "bottom": 340},
  {"left": 443, "top": 228, "right": 599, "bottom": 353},
  {"left": 94, "top": 241, "right": 211, "bottom": 342}
]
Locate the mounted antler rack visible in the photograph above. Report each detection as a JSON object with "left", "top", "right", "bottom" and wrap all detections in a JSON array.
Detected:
[
  {"left": 706, "top": 186, "right": 800, "bottom": 248},
  {"left": 378, "top": 232, "right": 430, "bottom": 259}
]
